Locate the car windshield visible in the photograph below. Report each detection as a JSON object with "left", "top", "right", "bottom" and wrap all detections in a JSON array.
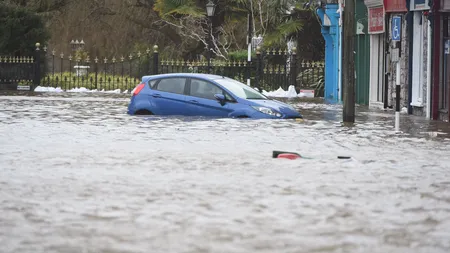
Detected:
[{"left": 215, "top": 78, "right": 268, "bottom": 99}]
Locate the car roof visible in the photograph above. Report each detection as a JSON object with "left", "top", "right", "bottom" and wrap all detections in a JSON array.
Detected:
[{"left": 142, "top": 73, "right": 228, "bottom": 83}]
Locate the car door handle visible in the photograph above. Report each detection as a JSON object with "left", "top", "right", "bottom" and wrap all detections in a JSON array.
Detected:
[
  {"left": 152, "top": 94, "right": 161, "bottom": 98},
  {"left": 189, "top": 100, "right": 199, "bottom": 103}
]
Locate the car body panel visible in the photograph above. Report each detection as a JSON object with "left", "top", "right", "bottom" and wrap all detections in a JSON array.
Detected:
[
  {"left": 127, "top": 73, "right": 303, "bottom": 119},
  {"left": 147, "top": 90, "right": 188, "bottom": 115},
  {"left": 184, "top": 95, "right": 233, "bottom": 117}
]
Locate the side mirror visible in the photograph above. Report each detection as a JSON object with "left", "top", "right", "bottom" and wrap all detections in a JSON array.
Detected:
[
  {"left": 214, "top": 93, "right": 226, "bottom": 105},
  {"left": 214, "top": 93, "right": 225, "bottom": 101}
]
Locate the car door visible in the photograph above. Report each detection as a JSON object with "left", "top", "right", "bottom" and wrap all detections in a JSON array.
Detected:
[
  {"left": 149, "top": 77, "right": 189, "bottom": 115},
  {"left": 185, "top": 78, "right": 233, "bottom": 117}
]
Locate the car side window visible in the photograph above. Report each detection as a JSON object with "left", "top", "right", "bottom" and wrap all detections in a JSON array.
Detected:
[
  {"left": 155, "top": 78, "right": 186, "bottom": 94},
  {"left": 189, "top": 79, "right": 224, "bottom": 100},
  {"left": 149, "top": 80, "right": 157, "bottom": 88}
]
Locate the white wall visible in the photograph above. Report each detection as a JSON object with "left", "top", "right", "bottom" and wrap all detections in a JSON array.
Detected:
[
  {"left": 369, "top": 33, "right": 385, "bottom": 106},
  {"left": 411, "top": 11, "right": 425, "bottom": 107}
]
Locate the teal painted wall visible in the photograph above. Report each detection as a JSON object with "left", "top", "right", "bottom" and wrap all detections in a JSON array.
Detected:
[{"left": 354, "top": 0, "right": 370, "bottom": 105}]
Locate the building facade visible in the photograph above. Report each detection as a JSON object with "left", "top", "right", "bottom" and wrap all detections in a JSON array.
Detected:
[
  {"left": 441, "top": 0, "right": 450, "bottom": 121},
  {"left": 384, "top": 0, "right": 409, "bottom": 110},
  {"left": 355, "top": 0, "right": 370, "bottom": 105},
  {"left": 356, "top": 0, "right": 449, "bottom": 122},
  {"left": 407, "top": 0, "right": 432, "bottom": 117},
  {"left": 430, "top": 0, "right": 450, "bottom": 121}
]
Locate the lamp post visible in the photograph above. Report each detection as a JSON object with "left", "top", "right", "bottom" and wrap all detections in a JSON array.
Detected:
[
  {"left": 206, "top": 0, "right": 216, "bottom": 74},
  {"left": 251, "top": 35, "right": 263, "bottom": 51},
  {"left": 70, "top": 39, "right": 85, "bottom": 52},
  {"left": 246, "top": 11, "right": 252, "bottom": 86},
  {"left": 70, "top": 39, "right": 88, "bottom": 76}
]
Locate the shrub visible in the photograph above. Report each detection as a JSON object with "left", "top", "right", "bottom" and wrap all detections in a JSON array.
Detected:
[
  {"left": 39, "top": 72, "right": 141, "bottom": 91},
  {"left": 227, "top": 50, "right": 256, "bottom": 62},
  {"left": 0, "top": 3, "right": 50, "bottom": 55}
]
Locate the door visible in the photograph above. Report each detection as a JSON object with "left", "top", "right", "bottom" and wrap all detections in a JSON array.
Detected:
[
  {"left": 185, "top": 78, "right": 233, "bottom": 117},
  {"left": 369, "top": 33, "right": 385, "bottom": 105},
  {"left": 355, "top": 33, "right": 370, "bottom": 105},
  {"left": 150, "top": 77, "right": 188, "bottom": 115},
  {"left": 411, "top": 12, "right": 425, "bottom": 107}
]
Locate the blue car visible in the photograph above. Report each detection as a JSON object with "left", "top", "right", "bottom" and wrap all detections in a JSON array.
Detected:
[{"left": 127, "top": 73, "right": 303, "bottom": 119}]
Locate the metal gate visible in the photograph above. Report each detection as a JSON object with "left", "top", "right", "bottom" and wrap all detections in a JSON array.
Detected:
[{"left": 0, "top": 55, "right": 37, "bottom": 91}]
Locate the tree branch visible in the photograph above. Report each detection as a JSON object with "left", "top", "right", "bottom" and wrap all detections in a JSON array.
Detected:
[{"left": 158, "top": 16, "right": 230, "bottom": 60}]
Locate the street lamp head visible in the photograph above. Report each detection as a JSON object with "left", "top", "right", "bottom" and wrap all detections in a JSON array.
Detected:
[{"left": 206, "top": 0, "right": 216, "bottom": 17}]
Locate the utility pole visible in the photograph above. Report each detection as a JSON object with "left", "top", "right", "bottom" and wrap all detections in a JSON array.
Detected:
[
  {"left": 342, "top": 0, "right": 355, "bottom": 123},
  {"left": 247, "top": 12, "right": 252, "bottom": 86}
]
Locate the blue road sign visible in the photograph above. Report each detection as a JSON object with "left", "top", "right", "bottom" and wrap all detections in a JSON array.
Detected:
[{"left": 392, "top": 16, "right": 401, "bottom": 42}]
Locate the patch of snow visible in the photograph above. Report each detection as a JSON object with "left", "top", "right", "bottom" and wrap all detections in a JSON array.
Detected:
[
  {"left": 33, "top": 84, "right": 316, "bottom": 99},
  {"left": 263, "top": 87, "right": 286, "bottom": 97},
  {"left": 262, "top": 86, "right": 299, "bottom": 98},
  {"left": 66, "top": 87, "right": 97, "bottom": 93},
  {"left": 286, "top": 85, "right": 298, "bottom": 98},
  {"left": 34, "top": 86, "right": 64, "bottom": 93},
  {"left": 34, "top": 86, "right": 131, "bottom": 94},
  {"left": 104, "top": 89, "right": 122, "bottom": 94}
]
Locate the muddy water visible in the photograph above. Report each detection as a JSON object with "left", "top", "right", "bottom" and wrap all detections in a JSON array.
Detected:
[{"left": 1, "top": 93, "right": 450, "bottom": 253}]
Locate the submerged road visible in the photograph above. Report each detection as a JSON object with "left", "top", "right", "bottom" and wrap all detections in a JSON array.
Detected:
[{"left": 1, "top": 92, "right": 450, "bottom": 253}]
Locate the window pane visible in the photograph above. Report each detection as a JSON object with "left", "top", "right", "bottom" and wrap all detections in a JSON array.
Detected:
[
  {"left": 156, "top": 78, "right": 186, "bottom": 94},
  {"left": 149, "top": 80, "right": 157, "bottom": 88},
  {"left": 190, "top": 79, "right": 223, "bottom": 100}
]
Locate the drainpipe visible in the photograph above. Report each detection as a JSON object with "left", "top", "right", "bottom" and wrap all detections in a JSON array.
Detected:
[
  {"left": 384, "top": 13, "right": 390, "bottom": 109},
  {"left": 431, "top": 0, "right": 441, "bottom": 120},
  {"left": 426, "top": 14, "right": 432, "bottom": 119},
  {"left": 407, "top": 12, "right": 414, "bottom": 114}
]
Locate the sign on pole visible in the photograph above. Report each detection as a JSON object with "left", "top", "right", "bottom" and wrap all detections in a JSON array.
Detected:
[
  {"left": 392, "top": 16, "right": 401, "bottom": 42},
  {"left": 411, "top": 0, "right": 429, "bottom": 10}
]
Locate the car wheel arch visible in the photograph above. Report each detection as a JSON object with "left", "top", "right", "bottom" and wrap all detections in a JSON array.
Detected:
[{"left": 135, "top": 109, "right": 153, "bottom": 115}]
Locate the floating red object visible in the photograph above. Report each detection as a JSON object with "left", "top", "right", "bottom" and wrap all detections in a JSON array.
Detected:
[{"left": 277, "top": 153, "right": 301, "bottom": 160}]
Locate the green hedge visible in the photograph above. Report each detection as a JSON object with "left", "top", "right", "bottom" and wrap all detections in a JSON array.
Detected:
[{"left": 39, "top": 72, "right": 141, "bottom": 91}]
